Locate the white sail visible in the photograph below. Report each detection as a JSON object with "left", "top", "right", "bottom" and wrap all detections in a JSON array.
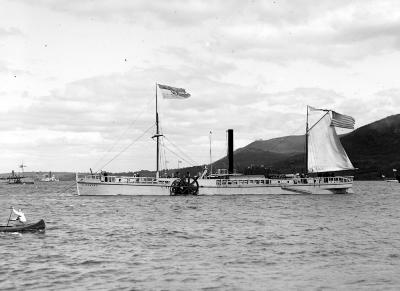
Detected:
[{"left": 308, "top": 112, "right": 354, "bottom": 173}]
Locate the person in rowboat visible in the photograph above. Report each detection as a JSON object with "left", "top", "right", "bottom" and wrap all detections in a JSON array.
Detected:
[{"left": 10, "top": 207, "right": 27, "bottom": 224}]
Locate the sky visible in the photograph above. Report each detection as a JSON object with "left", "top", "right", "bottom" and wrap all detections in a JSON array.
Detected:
[{"left": 1, "top": 0, "right": 400, "bottom": 173}]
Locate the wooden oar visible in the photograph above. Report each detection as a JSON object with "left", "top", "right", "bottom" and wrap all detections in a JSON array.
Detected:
[{"left": 6, "top": 207, "right": 13, "bottom": 227}]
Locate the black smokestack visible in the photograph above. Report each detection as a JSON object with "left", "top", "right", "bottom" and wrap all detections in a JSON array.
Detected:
[{"left": 227, "top": 129, "right": 234, "bottom": 174}]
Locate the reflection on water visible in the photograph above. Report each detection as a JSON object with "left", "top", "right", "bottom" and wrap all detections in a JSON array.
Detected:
[{"left": 0, "top": 181, "right": 399, "bottom": 290}]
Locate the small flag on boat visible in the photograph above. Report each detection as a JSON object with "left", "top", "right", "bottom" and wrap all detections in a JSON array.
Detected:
[
  {"left": 308, "top": 106, "right": 323, "bottom": 111},
  {"left": 308, "top": 105, "right": 329, "bottom": 112},
  {"left": 158, "top": 84, "right": 190, "bottom": 99},
  {"left": 331, "top": 111, "right": 355, "bottom": 129}
]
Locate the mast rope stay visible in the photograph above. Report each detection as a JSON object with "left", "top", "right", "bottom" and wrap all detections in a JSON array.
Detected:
[
  {"left": 159, "top": 126, "right": 168, "bottom": 172},
  {"left": 94, "top": 123, "right": 156, "bottom": 173},
  {"left": 163, "top": 135, "right": 198, "bottom": 166},
  {"left": 91, "top": 95, "right": 154, "bottom": 171},
  {"left": 157, "top": 140, "right": 197, "bottom": 168},
  {"left": 307, "top": 110, "right": 331, "bottom": 132}
]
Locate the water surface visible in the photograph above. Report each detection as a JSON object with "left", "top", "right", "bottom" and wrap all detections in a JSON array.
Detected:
[{"left": 0, "top": 181, "right": 399, "bottom": 290}]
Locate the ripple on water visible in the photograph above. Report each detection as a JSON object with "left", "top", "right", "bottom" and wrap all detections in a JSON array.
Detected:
[{"left": 0, "top": 181, "right": 400, "bottom": 290}]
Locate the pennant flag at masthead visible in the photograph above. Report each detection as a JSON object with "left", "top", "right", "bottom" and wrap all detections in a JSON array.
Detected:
[{"left": 157, "top": 84, "right": 191, "bottom": 99}]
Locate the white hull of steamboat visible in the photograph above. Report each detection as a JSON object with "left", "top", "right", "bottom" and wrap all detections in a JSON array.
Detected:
[{"left": 76, "top": 174, "right": 354, "bottom": 196}]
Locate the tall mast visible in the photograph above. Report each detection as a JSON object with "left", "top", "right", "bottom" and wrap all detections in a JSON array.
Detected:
[
  {"left": 209, "top": 131, "right": 212, "bottom": 174},
  {"left": 155, "top": 83, "right": 160, "bottom": 178},
  {"left": 305, "top": 106, "right": 309, "bottom": 175}
]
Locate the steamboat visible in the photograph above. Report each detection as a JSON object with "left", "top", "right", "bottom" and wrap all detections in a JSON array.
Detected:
[{"left": 76, "top": 85, "right": 355, "bottom": 195}]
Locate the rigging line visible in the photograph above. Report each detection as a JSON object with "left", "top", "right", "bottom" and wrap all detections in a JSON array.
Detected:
[
  {"left": 160, "top": 136, "right": 168, "bottom": 170},
  {"left": 157, "top": 121, "right": 198, "bottom": 165},
  {"left": 95, "top": 124, "right": 156, "bottom": 173},
  {"left": 158, "top": 125, "right": 168, "bottom": 170},
  {"left": 164, "top": 140, "right": 197, "bottom": 166},
  {"left": 160, "top": 143, "right": 196, "bottom": 167},
  {"left": 57, "top": 181, "right": 77, "bottom": 195},
  {"left": 158, "top": 119, "right": 166, "bottom": 170},
  {"left": 157, "top": 119, "right": 198, "bottom": 166},
  {"left": 163, "top": 136, "right": 198, "bottom": 165},
  {"left": 158, "top": 134, "right": 165, "bottom": 170},
  {"left": 308, "top": 111, "right": 330, "bottom": 132},
  {"left": 157, "top": 122, "right": 164, "bottom": 171},
  {"left": 92, "top": 95, "right": 154, "bottom": 170}
]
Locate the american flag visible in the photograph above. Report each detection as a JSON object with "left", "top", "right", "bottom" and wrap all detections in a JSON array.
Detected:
[{"left": 331, "top": 111, "right": 355, "bottom": 129}]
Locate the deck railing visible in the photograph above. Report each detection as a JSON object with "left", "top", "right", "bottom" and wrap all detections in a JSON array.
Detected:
[
  {"left": 215, "top": 176, "right": 353, "bottom": 186},
  {"left": 77, "top": 173, "right": 353, "bottom": 187},
  {"left": 76, "top": 174, "right": 172, "bottom": 185}
]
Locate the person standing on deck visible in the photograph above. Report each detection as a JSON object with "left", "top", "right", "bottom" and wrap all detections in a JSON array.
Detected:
[{"left": 10, "top": 207, "right": 26, "bottom": 224}]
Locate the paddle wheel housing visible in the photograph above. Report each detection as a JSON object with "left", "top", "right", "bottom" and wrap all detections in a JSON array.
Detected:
[{"left": 170, "top": 177, "right": 199, "bottom": 196}]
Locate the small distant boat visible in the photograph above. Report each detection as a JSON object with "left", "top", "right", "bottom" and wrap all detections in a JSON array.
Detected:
[
  {"left": 7, "top": 177, "right": 35, "bottom": 184},
  {"left": 40, "top": 171, "right": 59, "bottom": 182},
  {"left": 4, "top": 163, "right": 35, "bottom": 184},
  {"left": 386, "top": 179, "right": 399, "bottom": 183},
  {"left": 383, "top": 169, "right": 400, "bottom": 183},
  {"left": 5, "top": 170, "right": 34, "bottom": 184},
  {"left": 0, "top": 219, "right": 45, "bottom": 233}
]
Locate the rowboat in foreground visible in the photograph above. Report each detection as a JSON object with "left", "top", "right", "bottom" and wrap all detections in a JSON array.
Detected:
[{"left": 0, "top": 219, "right": 45, "bottom": 233}]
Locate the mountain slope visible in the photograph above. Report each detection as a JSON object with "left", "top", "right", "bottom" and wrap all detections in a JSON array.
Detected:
[
  {"left": 237, "top": 135, "right": 305, "bottom": 154},
  {"left": 214, "top": 114, "right": 400, "bottom": 179},
  {"left": 341, "top": 114, "right": 400, "bottom": 178}
]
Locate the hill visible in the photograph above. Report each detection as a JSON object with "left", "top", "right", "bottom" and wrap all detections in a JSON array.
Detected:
[
  {"left": 341, "top": 114, "right": 400, "bottom": 179},
  {"left": 238, "top": 135, "right": 305, "bottom": 154},
  {"left": 212, "top": 114, "right": 400, "bottom": 179}
]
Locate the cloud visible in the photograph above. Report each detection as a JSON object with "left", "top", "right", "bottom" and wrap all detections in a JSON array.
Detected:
[
  {"left": 15, "top": 0, "right": 400, "bottom": 67},
  {"left": 0, "top": 61, "right": 31, "bottom": 76},
  {"left": 1, "top": 66, "right": 346, "bottom": 171},
  {"left": 15, "top": 0, "right": 366, "bottom": 28},
  {"left": 174, "top": 1, "right": 400, "bottom": 66},
  {"left": 211, "top": 18, "right": 400, "bottom": 66},
  {"left": 333, "top": 88, "right": 400, "bottom": 129},
  {"left": 375, "top": 88, "right": 400, "bottom": 98},
  {"left": 1, "top": 63, "right": 399, "bottom": 171},
  {"left": 0, "top": 27, "right": 23, "bottom": 37},
  {"left": 18, "top": 0, "right": 228, "bottom": 26},
  {"left": 2, "top": 0, "right": 400, "bottom": 172}
]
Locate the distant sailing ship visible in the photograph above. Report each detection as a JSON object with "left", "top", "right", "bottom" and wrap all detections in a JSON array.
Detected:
[{"left": 76, "top": 85, "right": 356, "bottom": 195}]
